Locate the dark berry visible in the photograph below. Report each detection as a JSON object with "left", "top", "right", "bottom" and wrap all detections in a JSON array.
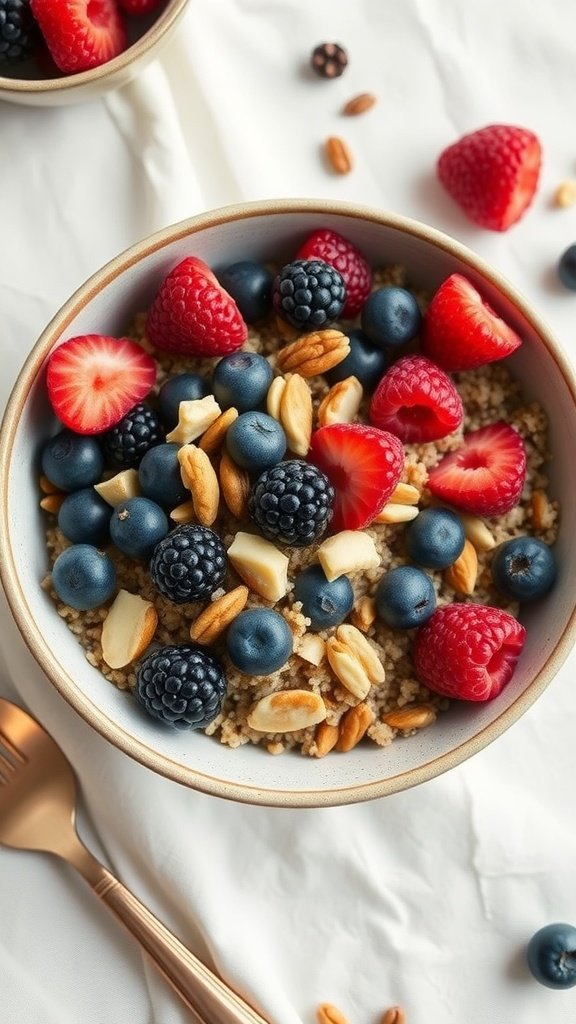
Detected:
[
  {"left": 248, "top": 460, "right": 334, "bottom": 547},
  {"left": 273, "top": 259, "right": 346, "bottom": 330},
  {"left": 0, "top": 0, "right": 38, "bottom": 62},
  {"left": 158, "top": 373, "right": 211, "bottom": 430},
  {"left": 58, "top": 488, "right": 111, "bottom": 546},
  {"left": 51, "top": 544, "right": 116, "bottom": 611},
  {"left": 149, "top": 525, "right": 227, "bottom": 604},
  {"left": 226, "top": 609, "right": 293, "bottom": 675},
  {"left": 110, "top": 497, "right": 169, "bottom": 560},
  {"left": 491, "top": 536, "right": 556, "bottom": 602},
  {"left": 361, "top": 286, "right": 422, "bottom": 348},
  {"left": 293, "top": 564, "right": 353, "bottom": 630},
  {"left": 375, "top": 565, "right": 436, "bottom": 630},
  {"left": 138, "top": 443, "right": 190, "bottom": 509},
  {"left": 405, "top": 508, "right": 466, "bottom": 570},
  {"left": 310, "top": 42, "right": 348, "bottom": 79},
  {"left": 212, "top": 352, "right": 273, "bottom": 412},
  {"left": 527, "top": 923, "right": 576, "bottom": 989},
  {"left": 558, "top": 244, "right": 576, "bottom": 291},
  {"left": 41, "top": 430, "right": 104, "bottom": 492},
  {"left": 136, "top": 643, "right": 227, "bottom": 730},
  {"left": 324, "top": 329, "right": 388, "bottom": 390},
  {"left": 217, "top": 261, "right": 273, "bottom": 323},
  {"left": 226, "top": 411, "right": 286, "bottom": 472},
  {"left": 101, "top": 403, "right": 163, "bottom": 469}
]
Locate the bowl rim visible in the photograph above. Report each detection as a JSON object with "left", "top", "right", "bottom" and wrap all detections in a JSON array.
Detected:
[
  {"left": 2, "top": 196, "right": 576, "bottom": 807},
  {"left": 0, "top": 0, "right": 189, "bottom": 95}
]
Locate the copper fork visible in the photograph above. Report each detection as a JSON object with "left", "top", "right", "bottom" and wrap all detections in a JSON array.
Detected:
[{"left": 0, "top": 698, "right": 270, "bottom": 1024}]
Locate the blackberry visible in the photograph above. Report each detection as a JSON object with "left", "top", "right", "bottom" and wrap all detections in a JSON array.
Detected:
[
  {"left": 102, "top": 403, "right": 163, "bottom": 468},
  {"left": 273, "top": 259, "right": 346, "bottom": 330},
  {"left": 248, "top": 460, "right": 334, "bottom": 547},
  {"left": 149, "top": 525, "right": 227, "bottom": 604},
  {"left": 310, "top": 42, "right": 348, "bottom": 79},
  {"left": 0, "top": 0, "right": 38, "bottom": 62},
  {"left": 136, "top": 644, "right": 227, "bottom": 730}
]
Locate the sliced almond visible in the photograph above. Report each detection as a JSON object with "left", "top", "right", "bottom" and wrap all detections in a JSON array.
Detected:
[
  {"left": 444, "top": 538, "right": 478, "bottom": 596},
  {"left": 198, "top": 407, "right": 239, "bottom": 456},
  {"left": 219, "top": 450, "right": 251, "bottom": 520},
  {"left": 373, "top": 504, "right": 419, "bottom": 524},
  {"left": 177, "top": 445, "right": 220, "bottom": 526},
  {"left": 266, "top": 376, "right": 288, "bottom": 420},
  {"left": 228, "top": 531, "right": 289, "bottom": 602},
  {"left": 95, "top": 468, "right": 141, "bottom": 507},
  {"left": 190, "top": 586, "right": 249, "bottom": 645},
  {"left": 101, "top": 589, "right": 158, "bottom": 669},
  {"left": 458, "top": 511, "right": 496, "bottom": 552},
  {"left": 247, "top": 690, "right": 327, "bottom": 733},
  {"left": 296, "top": 633, "right": 326, "bottom": 666},
  {"left": 335, "top": 702, "right": 375, "bottom": 752},
  {"left": 170, "top": 500, "right": 197, "bottom": 525},
  {"left": 325, "top": 639, "right": 371, "bottom": 701},
  {"left": 350, "top": 595, "right": 377, "bottom": 633},
  {"left": 555, "top": 180, "right": 576, "bottom": 208},
  {"left": 336, "top": 624, "right": 385, "bottom": 684},
  {"left": 317, "top": 530, "right": 380, "bottom": 582},
  {"left": 279, "top": 373, "right": 313, "bottom": 456},
  {"left": 165, "top": 395, "right": 221, "bottom": 445},
  {"left": 40, "top": 493, "right": 65, "bottom": 514},
  {"left": 389, "top": 481, "right": 421, "bottom": 505},
  {"left": 317, "top": 376, "right": 363, "bottom": 427},
  {"left": 312, "top": 722, "right": 340, "bottom": 758},
  {"left": 382, "top": 704, "right": 437, "bottom": 731}
]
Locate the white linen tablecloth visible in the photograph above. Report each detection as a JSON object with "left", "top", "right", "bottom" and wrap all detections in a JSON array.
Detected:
[{"left": 2, "top": 2, "right": 576, "bottom": 1022}]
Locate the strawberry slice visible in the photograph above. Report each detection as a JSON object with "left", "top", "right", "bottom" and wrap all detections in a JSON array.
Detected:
[
  {"left": 422, "top": 274, "right": 522, "bottom": 372},
  {"left": 427, "top": 421, "right": 526, "bottom": 517},
  {"left": 46, "top": 335, "right": 156, "bottom": 435},
  {"left": 308, "top": 423, "right": 404, "bottom": 532},
  {"left": 146, "top": 256, "right": 248, "bottom": 358},
  {"left": 30, "top": 0, "right": 127, "bottom": 74}
]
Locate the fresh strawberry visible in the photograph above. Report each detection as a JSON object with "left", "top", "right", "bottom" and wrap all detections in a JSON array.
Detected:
[
  {"left": 30, "top": 0, "right": 127, "bottom": 73},
  {"left": 295, "top": 228, "right": 372, "bottom": 317},
  {"left": 437, "top": 123, "right": 542, "bottom": 232},
  {"left": 369, "top": 354, "right": 463, "bottom": 443},
  {"left": 46, "top": 335, "right": 156, "bottom": 435},
  {"left": 118, "top": 0, "right": 161, "bottom": 13},
  {"left": 427, "top": 421, "right": 526, "bottom": 517},
  {"left": 146, "top": 256, "right": 248, "bottom": 357},
  {"left": 413, "top": 604, "right": 526, "bottom": 701},
  {"left": 422, "top": 273, "right": 522, "bottom": 371},
  {"left": 308, "top": 423, "right": 404, "bottom": 532}
]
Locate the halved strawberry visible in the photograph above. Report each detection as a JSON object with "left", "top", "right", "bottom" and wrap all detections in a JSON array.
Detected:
[
  {"left": 29, "top": 0, "right": 127, "bottom": 74},
  {"left": 422, "top": 273, "right": 522, "bottom": 372},
  {"left": 46, "top": 335, "right": 156, "bottom": 435},
  {"left": 308, "top": 423, "right": 404, "bottom": 532},
  {"left": 427, "top": 421, "right": 526, "bottom": 517}
]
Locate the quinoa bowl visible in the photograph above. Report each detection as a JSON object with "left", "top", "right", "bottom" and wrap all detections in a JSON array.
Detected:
[{"left": 1, "top": 198, "right": 575, "bottom": 807}]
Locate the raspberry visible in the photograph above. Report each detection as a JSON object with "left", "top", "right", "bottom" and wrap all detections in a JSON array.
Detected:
[
  {"left": 369, "top": 354, "right": 463, "bottom": 443},
  {"left": 29, "top": 0, "right": 127, "bottom": 73},
  {"left": 413, "top": 604, "right": 526, "bottom": 701},
  {"left": 295, "top": 229, "right": 372, "bottom": 317},
  {"left": 136, "top": 644, "right": 227, "bottom": 730},
  {"left": 273, "top": 259, "right": 346, "bottom": 331},
  {"left": 248, "top": 460, "right": 334, "bottom": 547}
]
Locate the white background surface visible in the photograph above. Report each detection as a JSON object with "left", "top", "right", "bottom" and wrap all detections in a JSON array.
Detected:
[{"left": 2, "top": 2, "right": 576, "bottom": 1022}]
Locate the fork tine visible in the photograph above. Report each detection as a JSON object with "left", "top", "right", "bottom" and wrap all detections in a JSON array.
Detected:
[
  {"left": 0, "top": 747, "right": 16, "bottom": 777},
  {"left": 0, "top": 726, "right": 27, "bottom": 765}
]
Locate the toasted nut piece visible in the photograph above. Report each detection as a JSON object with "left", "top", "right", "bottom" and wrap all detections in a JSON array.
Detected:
[
  {"left": 325, "top": 638, "right": 371, "bottom": 701},
  {"left": 190, "top": 585, "right": 249, "bottom": 645},
  {"left": 101, "top": 589, "right": 158, "bottom": 670},
  {"left": 39, "top": 474, "right": 64, "bottom": 495},
  {"left": 266, "top": 375, "right": 287, "bottom": 419},
  {"left": 219, "top": 450, "right": 251, "bottom": 520},
  {"left": 381, "top": 1007, "right": 406, "bottom": 1024},
  {"left": 342, "top": 91, "right": 377, "bottom": 116},
  {"left": 247, "top": 690, "right": 327, "bottom": 733},
  {"left": 95, "top": 468, "right": 141, "bottom": 507},
  {"left": 531, "top": 488, "right": 553, "bottom": 530},
  {"left": 40, "top": 494, "right": 65, "bottom": 514},
  {"left": 313, "top": 722, "right": 340, "bottom": 758},
  {"left": 198, "top": 407, "right": 239, "bottom": 456},
  {"left": 458, "top": 511, "right": 496, "bottom": 552},
  {"left": 317, "top": 530, "right": 380, "bottom": 582},
  {"left": 228, "top": 531, "right": 289, "bottom": 602},
  {"left": 336, "top": 624, "right": 385, "bottom": 684},
  {"left": 445, "top": 538, "right": 478, "bottom": 596},
  {"left": 325, "top": 135, "right": 353, "bottom": 175},
  {"left": 555, "top": 180, "right": 576, "bottom": 208},
  {"left": 296, "top": 633, "right": 326, "bottom": 666},
  {"left": 316, "top": 1004, "right": 350, "bottom": 1024},
  {"left": 336, "top": 702, "right": 375, "bottom": 752},
  {"left": 177, "top": 445, "right": 220, "bottom": 526},
  {"left": 389, "top": 481, "right": 421, "bottom": 505},
  {"left": 170, "top": 500, "right": 197, "bottom": 525},
  {"left": 277, "top": 329, "right": 350, "bottom": 378},
  {"left": 165, "top": 395, "right": 221, "bottom": 444},
  {"left": 317, "top": 376, "right": 363, "bottom": 427},
  {"left": 350, "top": 595, "right": 377, "bottom": 633},
  {"left": 373, "top": 503, "right": 419, "bottom": 524},
  {"left": 382, "top": 704, "right": 437, "bottom": 731},
  {"left": 279, "top": 373, "right": 313, "bottom": 456}
]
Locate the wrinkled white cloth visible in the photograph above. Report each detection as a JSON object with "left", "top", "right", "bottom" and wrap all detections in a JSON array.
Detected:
[{"left": 2, "top": 2, "right": 576, "bottom": 1022}]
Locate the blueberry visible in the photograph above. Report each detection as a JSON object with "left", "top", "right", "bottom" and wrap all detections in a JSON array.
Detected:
[
  {"left": 293, "top": 565, "right": 353, "bottom": 630},
  {"left": 51, "top": 544, "right": 116, "bottom": 610},
  {"left": 158, "top": 373, "right": 211, "bottom": 430},
  {"left": 212, "top": 352, "right": 273, "bottom": 412},
  {"left": 375, "top": 565, "right": 436, "bottom": 629},
  {"left": 110, "top": 497, "right": 169, "bottom": 560},
  {"left": 405, "top": 508, "right": 465, "bottom": 569},
  {"left": 41, "top": 430, "right": 104, "bottom": 492},
  {"left": 558, "top": 244, "right": 576, "bottom": 291},
  {"left": 360, "top": 286, "right": 422, "bottom": 348},
  {"left": 491, "top": 536, "right": 556, "bottom": 602},
  {"left": 226, "top": 411, "right": 287, "bottom": 473},
  {"left": 324, "top": 329, "right": 388, "bottom": 390},
  {"left": 139, "top": 443, "right": 190, "bottom": 508},
  {"left": 57, "top": 488, "right": 111, "bottom": 546},
  {"left": 226, "top": 608, "right": 293, "bottom": 676},
  {"left": 527, "top": 923, "right": 576, "bottom": 989},
  {"left": 217, "top": 260, "right": 273, "bottom": 323}
]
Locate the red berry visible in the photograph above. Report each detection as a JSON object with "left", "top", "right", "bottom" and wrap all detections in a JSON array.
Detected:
[
  {"left": 308, "top": 423, "right": 404, "bottom": 532},
  {"left": 118, "top": 0, "right": 161, "bottom": 13},
  {"left": 437, "top": 123, "right": 542, "bottom": 232},
  {"left": 146, "top": 257, "right": 248, "bottom": 357},
  {"left": 422, "top": 273, "right": 522, "bottom": 372},
  {"left": 413, "top": 604, "right": 526, "bottom": 701},
  {"left": 30, "top": 0, "right": 127, "bottom": 73},
  {"left": 427, "top": 421, "right": 526, "bottom": 517},
  {"left": 295, "top": 228, "right": 372, "bottom": 317},
  {"left": 369, "top": 354, "right": 463, "bottom": 443},
  {"left": 46, "top": 335, "right": 156, "bottom": 435}
]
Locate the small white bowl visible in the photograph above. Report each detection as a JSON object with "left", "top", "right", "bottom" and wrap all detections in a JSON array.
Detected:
[
  {"left": 0, "top": 0, "right": 189, "bottom": 106},
  {"left": 2, "top": 198, "right": 575, "bottom": 807}
]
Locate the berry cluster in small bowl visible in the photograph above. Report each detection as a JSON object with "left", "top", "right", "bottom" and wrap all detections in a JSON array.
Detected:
[{"left": 37, "top": 226, "right": 559, "bottom": 756}]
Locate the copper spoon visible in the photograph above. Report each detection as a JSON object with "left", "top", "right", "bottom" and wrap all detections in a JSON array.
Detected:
[{"left": 0, "top": 698, "right": 270, "bottom": 1024}]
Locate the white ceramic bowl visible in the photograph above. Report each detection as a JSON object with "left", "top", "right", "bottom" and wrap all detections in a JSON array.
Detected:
[
  {"left": 2, "top": 198, "right": 575, "bottom": 807},
  {"left": 0, "top": 0, "right": 188, "bottom": 106}
]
